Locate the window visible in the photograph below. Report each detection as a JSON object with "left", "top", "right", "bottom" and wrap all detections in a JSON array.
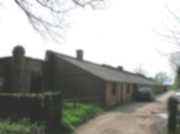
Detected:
[
  {"left": 0, "top": 77, "right": 4, "bottom": 89},
  {"left": 112, "top": 82, "right": 117, "bottom": 95},
  {"left": 31, "top": 75, "right": 42, "bottom": 93},
  {"left": 127, "top": 84, "right": 131, "bottom": 94}
]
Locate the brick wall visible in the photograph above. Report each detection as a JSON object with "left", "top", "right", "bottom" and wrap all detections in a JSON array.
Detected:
[
  {"left": 105, "top": 81, "right": 117, "bottom": 107},
  {"left": 105, "top": 82, "right": 135, "bottom": 107}
]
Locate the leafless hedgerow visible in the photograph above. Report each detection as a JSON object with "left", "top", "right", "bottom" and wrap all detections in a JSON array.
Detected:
[
  {"left": 13, "top": 0, "right": 105, "bottom": 42},
  {"left": 134, "top": 64, "right": 148, "bottom": 77}
]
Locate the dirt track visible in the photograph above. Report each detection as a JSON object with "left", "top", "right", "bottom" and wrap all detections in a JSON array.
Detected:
[{"left": 75, "top": 92, "right": 174, "bottom": 134}]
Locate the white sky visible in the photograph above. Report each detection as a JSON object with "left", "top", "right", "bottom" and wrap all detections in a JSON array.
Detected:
[{"left": 0, "top": 0, "right": 179, "bottom": 80}]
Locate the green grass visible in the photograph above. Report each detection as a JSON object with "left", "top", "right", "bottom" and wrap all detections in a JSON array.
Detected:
[
  {"left": 0, "top": 103, "right": 104, "bottom": 133},
  {"left": 0, "top": 119, "right": 41, "bottom": 134},
  {"left": 62, "top": 102, "right": 104, "bottom": 132},
  {"left": 160, "top": 132, "right": 168, "bottom": 134}
]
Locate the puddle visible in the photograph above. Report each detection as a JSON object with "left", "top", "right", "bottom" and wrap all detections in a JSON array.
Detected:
[
  {"left": 155, "top": 113, "right": 168, "bottom": 119},
  {"left": 151, "top": 113, "right": 168, "bottom": 132}
]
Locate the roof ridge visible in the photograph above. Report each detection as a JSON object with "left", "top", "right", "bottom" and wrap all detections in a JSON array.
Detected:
[
  {"left": 47, "top": 50, "right": 158, "bottom": 85},
  {"left": 48, "top": 50, "right": 125, "bottom": 73}
]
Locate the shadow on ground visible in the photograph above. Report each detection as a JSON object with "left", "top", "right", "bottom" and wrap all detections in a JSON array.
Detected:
[
  {"left": 114, "top": 102, "right": 151, "bottom": 113},
  {"left": 114, "top": 94, "right": 164, "bottom": 113}
]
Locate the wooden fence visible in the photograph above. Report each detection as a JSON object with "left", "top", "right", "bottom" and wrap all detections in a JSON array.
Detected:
[{"left": 0, "top": 92, "right": 63, "bottom": 133}]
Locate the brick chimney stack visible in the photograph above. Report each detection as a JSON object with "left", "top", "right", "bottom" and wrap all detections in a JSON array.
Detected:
[
  {"left": 117, "top": 66, "right": 123, "bottom": 71},
  {"left": 76, "top": 49, "right": 83, "bottom": 61}
]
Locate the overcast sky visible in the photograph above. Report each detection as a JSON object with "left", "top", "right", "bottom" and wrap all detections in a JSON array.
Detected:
[{"left": 0, "top": 0, "right": 179, "bottom": 80}]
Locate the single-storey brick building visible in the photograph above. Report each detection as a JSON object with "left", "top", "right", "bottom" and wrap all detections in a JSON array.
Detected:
[
  {"left": 48, "top": 50, "right": 160, "bottom": 106},
  {"left": 0, "top": 46, "right": 162, "bottom": 107}
]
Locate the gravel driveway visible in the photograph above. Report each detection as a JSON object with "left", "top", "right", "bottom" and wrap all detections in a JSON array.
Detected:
[{"left": 74, "top": 91, "right": 174, "bottom": 134}]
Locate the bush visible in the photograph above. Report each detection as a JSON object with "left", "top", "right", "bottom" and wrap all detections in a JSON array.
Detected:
[
  {"left": 160, "top": 131, "right": 168, "bottom": 134},
  {"left": 62, "top": 102, "right": 103, "bottom": 132}
]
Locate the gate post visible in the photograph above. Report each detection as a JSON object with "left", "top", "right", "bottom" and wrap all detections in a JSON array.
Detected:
[{"left": 168, "top": 96, "right": 179, "bottom": 134}]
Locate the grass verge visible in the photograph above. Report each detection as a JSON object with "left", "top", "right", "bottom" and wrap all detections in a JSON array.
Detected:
[
  {"left": 62, "top": 102, "right": 104, "bottom": 132},
  {"left": 0, "top": 103, "right": 104, "bottom": 133}
]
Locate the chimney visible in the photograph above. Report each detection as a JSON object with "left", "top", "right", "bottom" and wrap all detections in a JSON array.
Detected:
[
  {"left": 117, "top": 66, "right": 123, "bottom": 71},
  {"left": 76, "top": 49, "right": 83, "bottom": 61}
]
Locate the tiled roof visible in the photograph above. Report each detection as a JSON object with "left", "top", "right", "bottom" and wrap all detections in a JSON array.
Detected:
[{"left": 52, "top": 51, "right": 158, "bottom": 86}]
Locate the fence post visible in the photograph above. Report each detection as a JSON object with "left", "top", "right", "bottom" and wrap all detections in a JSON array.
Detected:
[
  {"left": 43, "top": 51, "right": 57, "bottom": 92},
  {"left": 44, "top": 92, "right": 63, "bottom": 134},
  {"left": 168, "top": 96, "right": 179, "bottom": 134}
]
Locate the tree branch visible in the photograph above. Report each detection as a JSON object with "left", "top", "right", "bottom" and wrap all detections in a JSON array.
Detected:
[{"left": 14, "top": 0, "right": 105, "bottom": 42}]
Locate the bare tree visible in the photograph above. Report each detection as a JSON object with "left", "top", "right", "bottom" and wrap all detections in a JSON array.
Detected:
[
  {"left": 174, "top": 66, "right": 180, "bottom": 89},
  {"left": 133, "top": 65, "right": 147, "bottom": 77},
  {"left": 170, "top": 51, "right": 180, "bottom": 71},
  {"left": 157, "top": 1, "right": 180, "bottom": 78},
  {"left": 162, "top": 1, "right": 180, "bottom": 45},
  {"left": 11, "top": 0, "right": 105, "bottom": 41},
  {"left": 154, "top": 72, "right": 171, "bottom": 85}
]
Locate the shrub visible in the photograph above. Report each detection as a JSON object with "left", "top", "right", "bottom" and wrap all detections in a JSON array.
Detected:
[{"left": 0, "top": 118, "right": 43, "bottom": 134}]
